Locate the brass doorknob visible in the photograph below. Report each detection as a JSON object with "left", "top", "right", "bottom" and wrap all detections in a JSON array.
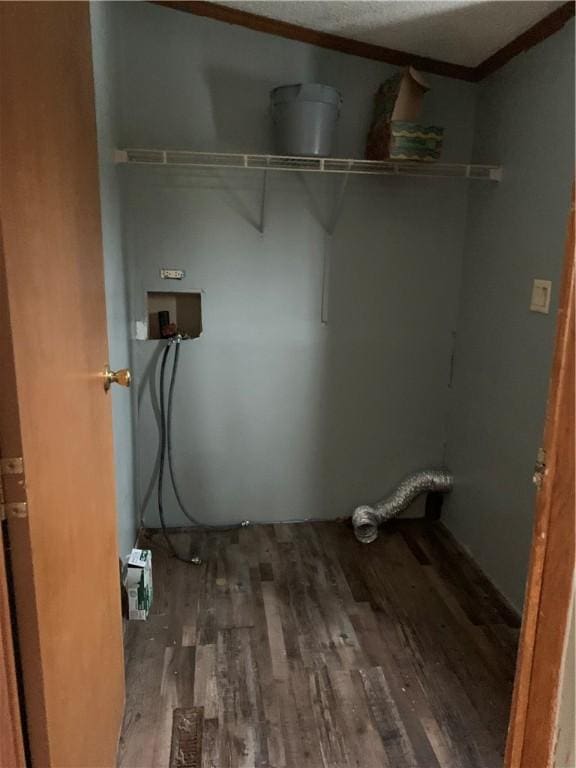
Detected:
[{"left": 103, "top": 365, "right": 132, "bottom": 392}]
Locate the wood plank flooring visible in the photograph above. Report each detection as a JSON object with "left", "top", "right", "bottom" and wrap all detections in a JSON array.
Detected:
[{"left": 118, "top": 520, "right": 519, "bottom": 768}]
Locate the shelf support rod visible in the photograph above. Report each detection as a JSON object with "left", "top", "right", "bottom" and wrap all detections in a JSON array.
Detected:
[
  {"left": 321, "top": 172, "right": 350, "bottom": 324},
  {"left": 326, "top": 172, "right": 350, "bottom": 236},
  {"left": 258, "top": 168, "right": 268, "bottom": 235},
  {"left": 321, "top": 234, "right": 332, "bottom": 325}
]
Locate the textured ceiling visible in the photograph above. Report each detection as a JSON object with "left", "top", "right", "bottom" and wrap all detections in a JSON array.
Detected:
[{"left": 213, "top": 1, "right": 564, "bottom": 67}]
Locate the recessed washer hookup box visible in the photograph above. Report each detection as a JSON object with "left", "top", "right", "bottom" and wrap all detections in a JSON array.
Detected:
[{"left": 124, "top": 548, "right": 153, "bottom": 620}]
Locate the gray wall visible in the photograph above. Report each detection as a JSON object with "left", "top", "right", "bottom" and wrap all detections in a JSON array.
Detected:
[
  {"left": 110, "top": 2, "right": 477, "bottom": 527},
  {"left": 444, "top": 20, "right": 575, "bottom": 610},
  {"left": 90, "top": 3, "right": 138, "bottom": 558}
]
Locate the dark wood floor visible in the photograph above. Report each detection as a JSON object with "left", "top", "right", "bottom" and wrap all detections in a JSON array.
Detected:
[{"left": 118, "top": 520, "right": 519, "bottom": 768}]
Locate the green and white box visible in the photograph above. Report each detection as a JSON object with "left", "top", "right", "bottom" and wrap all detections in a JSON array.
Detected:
[{"left": 124, "top": 548, "right": 153, "bottom": 620}]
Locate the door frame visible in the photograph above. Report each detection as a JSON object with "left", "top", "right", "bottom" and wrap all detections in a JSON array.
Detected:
[
  {"left": 0, "top": 521, "right": 25, "bottom": 767},
  {"left": 504, "top": 190, "right": 575, "bottom": 768},
  {"left": 0, "top": 223, "right": 27, "bottom": 768}
]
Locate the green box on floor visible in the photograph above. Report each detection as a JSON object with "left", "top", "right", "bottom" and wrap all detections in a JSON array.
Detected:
[{"left": 124, "top": 548, "right": 153, "bottom": 620}]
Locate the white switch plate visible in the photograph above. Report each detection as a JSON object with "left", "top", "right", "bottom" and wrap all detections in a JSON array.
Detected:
[{"left": 530, "top": 279, "right": 552, "bottom": 314}]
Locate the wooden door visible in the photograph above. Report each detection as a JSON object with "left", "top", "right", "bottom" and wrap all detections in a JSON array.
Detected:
[
  {"left": 505, "top": 193, "right": 575, "bottom": 767},
  {"left": 0, "top": 3, "right": 125, "bottom": 766}
]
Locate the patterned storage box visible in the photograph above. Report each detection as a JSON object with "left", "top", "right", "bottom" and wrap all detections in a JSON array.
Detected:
[
  {"left": 366, "top": 67, "right": 444, "bottom": 162},
  {"left": 389, "top": 120, "right": 444, "bottom": 162}
]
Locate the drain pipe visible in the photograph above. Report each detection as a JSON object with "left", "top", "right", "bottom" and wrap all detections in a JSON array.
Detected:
[{"left": 352, "top": 469, "right": 453, "bottom": 544}]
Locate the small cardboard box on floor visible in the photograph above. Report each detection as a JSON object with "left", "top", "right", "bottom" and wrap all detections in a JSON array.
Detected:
[{"left": 123, "top": 548, "right": 153, "bottom": 620}]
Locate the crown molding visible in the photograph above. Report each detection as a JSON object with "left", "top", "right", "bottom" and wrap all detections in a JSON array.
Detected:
[{"left": 151, "top": 1, "right": 575, "bottom": 83}]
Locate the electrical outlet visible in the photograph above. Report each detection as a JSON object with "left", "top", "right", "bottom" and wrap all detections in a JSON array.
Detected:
[{"left": 530, "top": 279, "right": 552, "bottom": 314}]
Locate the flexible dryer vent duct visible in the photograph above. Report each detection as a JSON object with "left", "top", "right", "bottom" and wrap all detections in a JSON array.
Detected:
[{"left": 352, "top": 469, "right": 453, "bottom": 544}]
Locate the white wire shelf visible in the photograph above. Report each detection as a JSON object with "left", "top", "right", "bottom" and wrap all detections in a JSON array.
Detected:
[{"left": 115, "top": 149, "right": 503, "bottom": 182}]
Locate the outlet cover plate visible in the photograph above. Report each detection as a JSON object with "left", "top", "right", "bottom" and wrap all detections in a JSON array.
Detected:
[{"left": 530, "top": 279, "right": 552, "bottom": 314}]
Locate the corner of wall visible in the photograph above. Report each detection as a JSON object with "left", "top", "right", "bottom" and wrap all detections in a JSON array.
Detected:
[
  {"left": 90, "top": 1, "right": 138, "bottom": 558},
  {"left": 441, "top": 20, "right": 575, "bottom": 611}
]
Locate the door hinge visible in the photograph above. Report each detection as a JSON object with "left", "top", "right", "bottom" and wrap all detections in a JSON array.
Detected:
[
  {"left": 0, "top": 457, "right": 27, "bottom": 521},
  {"left": 0, "top": 502, "right": 28, "bottom": 522},
  {"left": 532, "top": 447, "right": 547, "bottom": 489},
  {"left": 0, "top": 457, "right": 24, "bottom": 476}
]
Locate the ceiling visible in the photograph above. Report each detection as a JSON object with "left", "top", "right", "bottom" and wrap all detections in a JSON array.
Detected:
[{"left": 213, "top": 1, "right": 565, "bottom": 67}]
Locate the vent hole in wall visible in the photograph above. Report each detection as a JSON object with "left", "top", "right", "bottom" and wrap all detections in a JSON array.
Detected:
[{"left": 147, "top": 291, "right": 202, "bottom": 340}]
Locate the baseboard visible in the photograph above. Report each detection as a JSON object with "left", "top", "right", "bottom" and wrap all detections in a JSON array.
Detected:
[
  {"left": 437, "top": 521, "right": 522, "bottom": 627},
  {"left": 141, "top": 516, "right": 350, "bottom": 533}
]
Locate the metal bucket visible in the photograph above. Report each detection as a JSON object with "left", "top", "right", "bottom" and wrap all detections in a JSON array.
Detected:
[{"left": 270, "top": 83, "right": 342, "bottom": 157}]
